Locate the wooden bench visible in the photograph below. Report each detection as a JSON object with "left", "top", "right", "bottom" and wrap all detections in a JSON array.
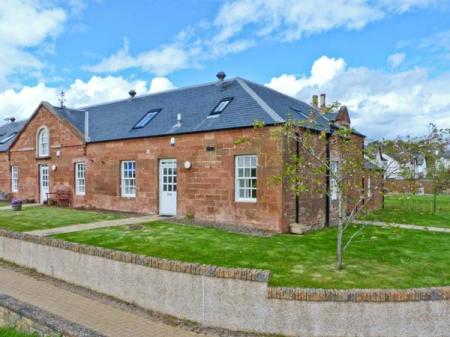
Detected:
[{"left": 47, "top": 190, "right": 71, "bottom": 207}]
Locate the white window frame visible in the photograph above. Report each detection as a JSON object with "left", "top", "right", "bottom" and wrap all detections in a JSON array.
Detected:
[
  {"left": 235, "top": 155, "right": 257, "bottom": 202},
  {"left": 37, "top": 127, "right": 49, "bottom": 157},
  {"left": 75, "top": 162, "right": 86, "bottom": 196},
  {"left": 367, "top": 176, "right": 372, "bottom": 199},
  {"left": 11, "top": 166, "right": 19, "bottom": 193},
  {"left": 330, "top": 161, "right": 339, "bottom": 201},
  {"left": 121, "top": 161, "right": 136, "bottom": 198}
]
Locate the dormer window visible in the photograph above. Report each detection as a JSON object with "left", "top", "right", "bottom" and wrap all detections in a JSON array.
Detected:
[
  {"left": 37, "top": 127, "right": 49, "bottom": 157},
  {"left": 209, "top": 97, "right": 233, "bottom": 117}
]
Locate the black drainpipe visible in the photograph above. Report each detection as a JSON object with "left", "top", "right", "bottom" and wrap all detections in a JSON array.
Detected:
[
  {"left": 325, "top": 132, "right": 331, "bottom": 227},
  {"left": 295, "top": 132, "right": 300, "bottom": 224}
]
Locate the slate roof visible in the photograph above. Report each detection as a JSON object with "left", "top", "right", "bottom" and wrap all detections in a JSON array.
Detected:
[
  {"left": 364, "top": 155, "right": 383, "bottom": 171},
  {"left": 0, "top": 120, "right": 27, "bottom": 152},
  {"left": 50, "top": 77, "right": 339, "bottom": 143}
]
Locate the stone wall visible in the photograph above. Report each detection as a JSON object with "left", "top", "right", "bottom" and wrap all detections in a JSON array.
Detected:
[
  {"left": 385, "top": 179, "right": 435, "bottom": 194},
  {"left": 0, "top": 231, "right": 448, "bottom": 337},
  {"left": 84, "top": 126, "right": 287, "bottom": 232},
  {"left": 0, "top": 293, "right": 104, "bottom": 337}
]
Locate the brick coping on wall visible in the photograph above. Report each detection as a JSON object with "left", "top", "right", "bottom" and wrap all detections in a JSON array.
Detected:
[
  {"left": 0, "top": 294, "right": 105, "bottom": 337},
  {"left": 1, "top": 229, "right": 449, "bottom": 303}
]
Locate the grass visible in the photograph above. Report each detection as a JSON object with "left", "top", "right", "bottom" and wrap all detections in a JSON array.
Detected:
[
  {"left": 360, "top": 194, "right": 450, "bottom": 228},
  {"left": 53, "top": 221, "right": 450, "bottom": 289},
  {"left": 0, "top": 206, "right": 127, "bottom": 232},
  {"left": 0, "top": 327, "right": 39, "bottom": 337},
  {"left": 0, "top": 201, "right": 9, "bottom": 207}
]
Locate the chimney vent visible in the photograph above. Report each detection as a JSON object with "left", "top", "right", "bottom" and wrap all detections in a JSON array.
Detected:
[
  {"left": 312, "top": 95, "right": 318, "bottom": 108},
  {"left": 216, "top": 71, "right": 226, "bottom": 83},
  {"left": 129, "top": 89, "right": 137, "bottom": 98},
  {"left": 320, "top": 94, "right": 326, "bottom": 108},
  {"left": 175, "top": 113, "right": 182, "bottom": 128}
]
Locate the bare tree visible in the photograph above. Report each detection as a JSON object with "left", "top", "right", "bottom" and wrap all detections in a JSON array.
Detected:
[{"left": 253, "top": 103, "right": 377, "bottom": 270}]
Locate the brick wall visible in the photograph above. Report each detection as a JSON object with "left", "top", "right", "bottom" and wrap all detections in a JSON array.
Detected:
[
  {"left": 84, "top": 126, "right": 286, "bottom": 232},
  {"left": 385, "top": 179, "right": 435, "bottom": 194},
  {"left": 0, "top": 153, "right": 9, "bottom": 195},
  {"left": 364, "top": 169, "right": 384, "bottom": 210}
]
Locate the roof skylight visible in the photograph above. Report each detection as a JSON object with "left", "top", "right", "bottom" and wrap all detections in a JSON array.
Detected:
[
  {"left": 133, "top": 109, "right": 161, "bottom": 129},
  {"left": 0, "top": 132, "right": 17, "bottom": 144},
  {"left": 210, "top": 97, "right": 233, "bottom": 116}
]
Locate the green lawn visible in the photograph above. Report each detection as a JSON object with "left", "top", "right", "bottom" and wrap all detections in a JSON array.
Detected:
[
  {"left": 0, "top": 201, "right": 9, "bottom": 207},
  {"left": 0, "top": 327, "right": 39, "bottom": 337},
  {"left": 0, "top": 207, "right": 127, "bottom": 232},
  {"left": 360, "top": 194, "right": 450, "bottom": 228},
  {"left": 53, "top": 221, "right": 450, "bottom": 289}
]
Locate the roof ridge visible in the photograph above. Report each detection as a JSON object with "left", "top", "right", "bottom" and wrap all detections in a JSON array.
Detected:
[
  {"left": 238, "top": 77, "right": 332, "bottom": 125},
  {"left": 236, "top": 78, "right": 284, "bottom": 124},
  {"left": 76, "top": 77, "right": 240, "bottom": 111}
]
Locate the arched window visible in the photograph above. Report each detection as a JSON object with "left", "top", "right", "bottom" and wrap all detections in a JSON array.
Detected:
[{"left": 37, "top": 128, "right": 49, "bottom": 157}]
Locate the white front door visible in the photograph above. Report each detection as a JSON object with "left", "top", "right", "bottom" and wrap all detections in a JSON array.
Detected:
[
  {"left": 39, "top": 164, "right": 49, "bottom": 204},
  {"left": 159, "top": 159, "right": 177, "bottom": 216}
]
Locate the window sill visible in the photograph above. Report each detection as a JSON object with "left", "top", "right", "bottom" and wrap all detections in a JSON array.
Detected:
[
  {"left": 121, "top": 195, "right": 136, "bottom": 199},
  {"left": 235, "top": 199, "right": 257, "bottom": 203}
]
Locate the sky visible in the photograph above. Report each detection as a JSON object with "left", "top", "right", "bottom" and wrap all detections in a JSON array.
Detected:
[{"left": 0, "top": 0, "right": 450, "bottom": 140}]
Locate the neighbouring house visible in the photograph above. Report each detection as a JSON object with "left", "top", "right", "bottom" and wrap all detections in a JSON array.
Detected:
[
  {"left": 437, "top": 150, "right": 450, "bottom": 170},
  {"left": 1, "top": 73, "right": 382, "bottom": 232},
  {"left": 363, "top": 156, "right": 384, "bottom": 210},
  {"left": 0, "top": 119, "right": 27, "bottom": 200},
  {"left": 375, "top": 148, "right": 427, "bottom": 180}
]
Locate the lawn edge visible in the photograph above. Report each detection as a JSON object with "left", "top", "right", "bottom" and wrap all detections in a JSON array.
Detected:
[{"left": 1, "top": 229, "right": 449, "bottom": 302}]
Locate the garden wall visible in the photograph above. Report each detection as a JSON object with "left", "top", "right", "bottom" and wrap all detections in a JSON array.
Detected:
[
  {"left": 0, "top": 293, "right": 104, "bottom": 337},
  {"left": 0, "top": 231, "right": 448, "bottom": 337}
]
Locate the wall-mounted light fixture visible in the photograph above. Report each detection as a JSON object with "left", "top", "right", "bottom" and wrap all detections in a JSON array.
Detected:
[
  {"left": 184, "top": 161, "right": 192, "bottom": 169},
  {"left": 170, "top": 137, "right": 176, "bottom": 146}
]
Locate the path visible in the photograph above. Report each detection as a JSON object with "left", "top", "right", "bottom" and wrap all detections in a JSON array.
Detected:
[
  {"left": 0, "top": 203, "right": 40, "bottom": 211},
  {"left": 353, "top": 220, "right": 450, "bottom": 233},
  {"left": 0, "top": 265, "right": 204, "bottom": 337},
  {"left": 26, "top": 215, "right": 164, "bottom": 236}
]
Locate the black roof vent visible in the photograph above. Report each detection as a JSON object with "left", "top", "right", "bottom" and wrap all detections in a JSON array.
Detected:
[
  {"left": 129, "top": 89, "right": 137, "bottom": 98},
  {"left": 216, "top": 71, "right": 226, "bottom": 83},
  {"left": 3, "top": 117, "right": 15, "bottom": 123}
]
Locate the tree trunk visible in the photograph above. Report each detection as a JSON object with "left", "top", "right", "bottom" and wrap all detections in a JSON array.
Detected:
[
  {"left": 433, "top": 185, "right": 437, "bottom": 214},
  {"left": 336, "top": 220, "right": 344, "bottom": 270},
  {"left": 336, "top": 189, "right": 344, "bottom": 270}
]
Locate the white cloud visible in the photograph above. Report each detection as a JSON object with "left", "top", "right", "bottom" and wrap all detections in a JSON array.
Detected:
[
  {"left": 0, "top": 1, "right": 66, "bottom": 86},
  {"left": 85, "top": 0, "right": 440, "bottom": 76},
  {"left": 388, "top": 52, "right": 406, "bottom": 68},
  {"left": 266, "top": 56, "right": 450, "bottom": 139},
  {"left": 267, "top": 56, "right": 346, "bottom": 96},
  {"left": 85, "top": 39, "right": 191, "bottom": 76},
  {"left": 149, "top": 77, "right": 176, "bottom": 93},
  {"left": 0, "top": 76, "right": 174, "bottom": 122}
]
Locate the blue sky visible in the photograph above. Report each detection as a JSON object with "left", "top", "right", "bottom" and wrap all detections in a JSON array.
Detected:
[{"left": 1, "top": 0, "right": 450, "bottom": 139}]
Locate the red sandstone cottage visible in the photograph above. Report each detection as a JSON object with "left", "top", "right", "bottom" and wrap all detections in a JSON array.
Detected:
[{"left": 0, "top": 74, "right": 382, "bottom": 232}]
